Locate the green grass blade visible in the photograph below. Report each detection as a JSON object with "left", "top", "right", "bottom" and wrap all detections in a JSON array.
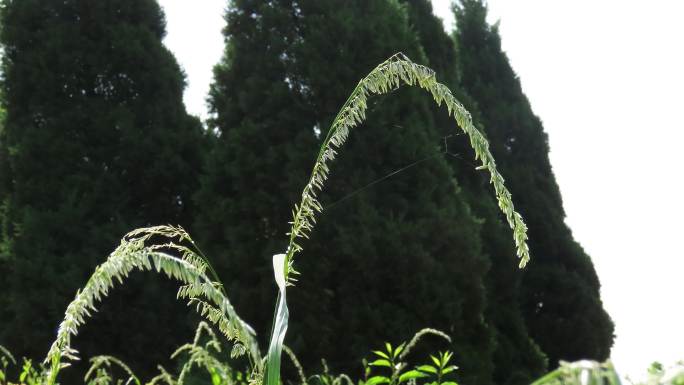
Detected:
[{"left": 266, "top": 253, "right": 289, "bottom": 385}]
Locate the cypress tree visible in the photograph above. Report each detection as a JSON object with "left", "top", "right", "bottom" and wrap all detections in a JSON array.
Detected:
[
  {"left": 400, "top": 1, "right": 548, "bottom": 384},
  {"left": 0, "top": 102, "right": 9, "bottom": 317},
  {"left": 0, "top": 102, "right": 7, "bottom": 216},
  {"left": 194, "top": 0, "right": 318, "bottom": 355},
  {"left": 452, "top": 0, "right": 614, "bottom": 367},
  {"left": 0, "top": 0, "right": 203, "bottom": 376},
  {"left": 0, "top": 105, "right": 6, "bottom": 198},
  {"left": 197, "top": 0, "right": 496, "bottom": 383}
]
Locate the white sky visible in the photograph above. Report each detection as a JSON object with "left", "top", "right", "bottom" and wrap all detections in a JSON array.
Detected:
[{"left": 159, "top": 0, "right": 684, "bottom": 380}]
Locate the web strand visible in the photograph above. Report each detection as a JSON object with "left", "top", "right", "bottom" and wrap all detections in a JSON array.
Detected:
[{"left": 324, "top": 134, "right": 469, "bottom": 210}]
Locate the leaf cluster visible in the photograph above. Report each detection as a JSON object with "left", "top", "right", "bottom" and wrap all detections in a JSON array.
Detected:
[{"left": 362, "top": 330, "right": 456, "bottom": 385}]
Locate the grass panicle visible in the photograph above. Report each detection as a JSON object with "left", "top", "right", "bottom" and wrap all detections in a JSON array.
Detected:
[
  {"left": 172, "top": 321, "right": 238, "bottom": 385},
  {"left": 43, "top": 226, "right": 260, "bottom": 385},
  {"left": 84, "top": 355, "right": 140, "bottom": 385},
  {"left": 0, "top": 344, "right": 16, "bottom": 366},
  {"left": 284, "top": 53, "right": 530, "bottom": 285},
  {"left": 399, "top": 328, "right": 452, "bottom": 360},
  {"left": 271, "top": 52, "right": 531, "bottom": 385},
  {"left": 147, "top": 366, "right": 178, "bottom": 385},
  {"left": 283, "top": 345, "right": 308, "bottom": 385}
]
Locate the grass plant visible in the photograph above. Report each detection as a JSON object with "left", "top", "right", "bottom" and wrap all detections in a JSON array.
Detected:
[
  {"left": 38, "top": 53, "right": 530, "bottom": 385},
  {"left": 7, "top": 54, "right": 538, "bottom": 385}
]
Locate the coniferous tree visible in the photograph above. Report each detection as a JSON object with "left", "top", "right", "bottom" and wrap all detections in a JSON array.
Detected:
[
  {"left": 195, "top": 0, "right": 318, "bottom": 354},
  {"left": 0, "top": 102, "right": 8, "bottom": 215},
  {"left": 0, "top": 102, "right": 9, "bottom": 317},
  {"left": 0, "top": 105, "right": 6, "bottom": 198},
  {"left": 0, "top": 0, "right": 203, "bottom": 376},
  {"left": 400, "top": 2, "right": 548, "bottom": 384},
  {"left": 197, "top": 1, "right": 495, "bottom": 383},
  {"left": 452, "top": 0, "right": 614, "bottom": 367}
]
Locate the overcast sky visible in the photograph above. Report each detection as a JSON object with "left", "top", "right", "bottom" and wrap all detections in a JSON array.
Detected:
[{"left": 158, "top": 0, "right": 684, "bottom": 380}]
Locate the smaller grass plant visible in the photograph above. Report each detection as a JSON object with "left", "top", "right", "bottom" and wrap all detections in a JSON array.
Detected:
[
  {"left": 41, "top": 226, "right": 260, "bottom": 385},
  {"left": 361, "top": 329, "right": 456, "bottom": 385},
  {"left": 84, "top": 356, "right": 140, "bottom": 385}
]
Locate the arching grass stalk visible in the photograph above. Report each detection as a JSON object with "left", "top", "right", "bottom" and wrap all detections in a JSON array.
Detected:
[
  {"left": 267, "top": 53, "right": 531, "bottom": 385},
  {"left": 43, "top": 226, "right": 260, "bottom": 385},
  {"left": 283, "top": 52, "right": 529, "bottom": 282},
  {"left": 172, "top": 321, "right": 226, "bottom": 385},
  {"left": 84, "top": 355, "right": 141, "bottom": 385},
  {"left": 399, "top": 328, "right": 452, "bottom": 360},
  {"left": 0, "top": 345, "right": 16, "bottom": 366},
  {"left": 283, "top": 345, "right": 308, "bottom": 385}
]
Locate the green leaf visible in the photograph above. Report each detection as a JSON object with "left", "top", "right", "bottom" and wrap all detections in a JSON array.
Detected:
[
  {"left": 394, "top": 343, "right": 406, "bottom": 358},
  {"left": 442, "top": 352, "right": 453, "bottom": 365},
  {"left": 385, "top": 343, "right": 393, "bottom": 355},
  {"left": 430, "top": 355, "right": 441, "bottom": 367},
  {"left": 266, "top": 254, "right": 290, "bottom": 385},
  {"left": 365, "top": 376, "right": 391, "bottom": 385},
  {"left": 369, "top": 359, "right": 392, "bottom": 368},
  {"left": 373, "top": 350, "right": 390, "bottom": 359},
  {"left": 399, "top": 370, "right": 429, "bottom": 383},
  {"left": 417, "top": 365, "right": 438, "bottom": 374},
  {"left": 442, "top": 366, "right": 458, "bottom": 374},
  {"left": 210, "top": 368, "right": 222, "bottom": 385}
]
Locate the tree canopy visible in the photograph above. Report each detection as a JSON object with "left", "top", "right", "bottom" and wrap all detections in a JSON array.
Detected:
[{"left": 0, "top": 0, "right": 204, "bottom": 377}]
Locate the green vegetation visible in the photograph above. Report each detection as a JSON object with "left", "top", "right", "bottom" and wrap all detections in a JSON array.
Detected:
[
  {"left": 194, "top": 1, "right": 612, "bottom": 384},
  {"left": 0, "top": 0, "right": 621, "bottom": 385},
  {"left": 4, "top": 48, "right": 530, "bottom": 385},
  {"left": 36, "top": 53, "right": 528, "bottom": 385},
  {"left": 1, "top": 334, "right": 683, "bottom": 385}
]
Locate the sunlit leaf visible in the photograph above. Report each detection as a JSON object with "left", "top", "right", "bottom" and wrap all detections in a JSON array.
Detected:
[
  {"left": 369, "top": 359, "right": 392, "bottom": 368},
  {"left": 399, "top": 370, "right": 429, "bottom": 383}
]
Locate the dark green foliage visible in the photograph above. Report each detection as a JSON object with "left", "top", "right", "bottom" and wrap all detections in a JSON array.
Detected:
[
  {"left": 0, "top": 105, "right": 6, "bottom": 193},
  {"left": 452, "top": 0, "right": 614, "bottom": 367},
  {"left": 0, "top": 103, "right": 10, "bottom": 323},
  {"left": 197, "top": 1, "right": 494, "bottom": 384},
  {"left": 195, "top": 0, "right": 319, "bottom": 360},
  {"left": 0, "top": 0, "right": 204, "bottom": 377},
  {"left": 0, "top": 103, "right": 8, "bottom": 233}
]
